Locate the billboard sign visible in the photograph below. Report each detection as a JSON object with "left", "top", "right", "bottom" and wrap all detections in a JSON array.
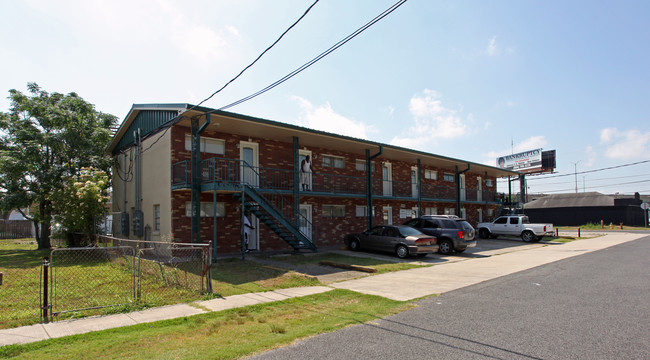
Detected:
[{"left": 497, "top": 149, "right": 543, "bottom": 173}]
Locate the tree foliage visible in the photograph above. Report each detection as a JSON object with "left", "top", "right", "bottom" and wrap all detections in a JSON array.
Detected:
[
  {"left": 51, "top": 167, "right": 110, "bottom": 246},
  {"left": 0, "top": 83, "right": 118, "bottom": 249}
]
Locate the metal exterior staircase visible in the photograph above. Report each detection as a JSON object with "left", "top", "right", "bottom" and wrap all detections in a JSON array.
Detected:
[{"left": 233, "top": 185, "right": 316, "bottom": 252}]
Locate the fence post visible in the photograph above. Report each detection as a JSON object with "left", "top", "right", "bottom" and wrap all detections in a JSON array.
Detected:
[{"left": 42, "top": 257, "right": 49, "bottom": 322}]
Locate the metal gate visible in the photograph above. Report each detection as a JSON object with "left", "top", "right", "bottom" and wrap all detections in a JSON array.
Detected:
[{"left": 47, "top": 246, "right": 137, "bottom": 319}]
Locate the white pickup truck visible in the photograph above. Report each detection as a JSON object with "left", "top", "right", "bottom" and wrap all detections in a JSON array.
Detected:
[{"left": 477, "top": 215, "right": 554, "bottom": 242}]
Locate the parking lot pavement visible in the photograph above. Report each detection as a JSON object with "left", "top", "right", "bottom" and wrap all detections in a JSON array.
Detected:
[{"left": 329, "top": 232, "right": 645, "bottom": 301}]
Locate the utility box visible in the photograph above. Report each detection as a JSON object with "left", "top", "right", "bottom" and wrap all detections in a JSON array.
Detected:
[
  {"left": 132, "top": 210, "right": 143, "bottom": 237},
  {"left": 120, "top": 212, "right": 130, "bottom": 237}
]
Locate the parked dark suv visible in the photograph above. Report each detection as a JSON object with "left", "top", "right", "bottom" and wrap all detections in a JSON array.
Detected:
[{"left": 403, "top": 215, "right": 477, "bottom": 254}]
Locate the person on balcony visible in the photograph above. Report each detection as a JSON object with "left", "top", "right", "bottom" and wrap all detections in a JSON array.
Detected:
[{"left": 300, "top": 155, "right": 314, "bottom": 191}]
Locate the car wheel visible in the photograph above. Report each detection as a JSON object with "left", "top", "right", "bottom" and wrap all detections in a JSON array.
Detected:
[
  {"left": 521, "top": 231, "right": 535, "bottom": 242},
  {"left": 438, "top": 240, "right": 454, "bottom": 255},
  {"left": 395, "top": 245, "right": 409, "bottom": 259},
  {"left": 348, "top": 238, "right": 360, "bottom": 251},
  {"left": 478, "top": 228, "right": 490, "bottom": 239}
]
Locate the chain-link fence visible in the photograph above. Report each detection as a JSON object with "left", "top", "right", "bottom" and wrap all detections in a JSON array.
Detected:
[
  {"left": 0, "top": 236, "right": 212, "bottom": 328},
  {"left": 0, "top": 243, "right": 45, "bottom": 329}
]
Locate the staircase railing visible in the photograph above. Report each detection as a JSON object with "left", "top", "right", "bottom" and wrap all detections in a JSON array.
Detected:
[{"left": 200, "top": 157, "right": 316, "bottom": 249}]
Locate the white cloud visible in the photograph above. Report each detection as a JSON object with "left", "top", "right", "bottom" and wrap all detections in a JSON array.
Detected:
[
  {"left": 599, "top": 127, "right": 650, "bottom": 160},
  {"left": 24, "top": 0, "right": 240, "bottom": 67},
  {"left": 585, "top": 145, "right": 597, "bottom": 167},
  {"left": 514, "top": 136, "right": 547, "bottom": 153},
  {"left": 390, "top": 89, "right": 469, "bottom": 151},
  {"left": 291, "top": 96, "right": 376, "bottom": 139},
  {"left": 486, "top": 36, "right": 498, "bottom": 56}
]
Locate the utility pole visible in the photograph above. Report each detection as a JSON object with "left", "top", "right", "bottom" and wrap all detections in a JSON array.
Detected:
[{"left": 570, "top": 160, "right": 581, "bottom": 194}]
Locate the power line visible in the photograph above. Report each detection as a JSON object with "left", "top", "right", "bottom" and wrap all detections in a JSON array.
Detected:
[
  {"left": 193, "top": 0, "right": 321, "bottom": 110},
  {"left": 215, "top": 0, "right": 408, "bottom": 111},
  {"left": 540, "top": 179, "right": 650, "bottom": 194},
  {"left": 140, "top": 0, "right": 320, "bottom": 154},
  {"left": 526, "top": 159, "right": 650, "bottom": 181}
]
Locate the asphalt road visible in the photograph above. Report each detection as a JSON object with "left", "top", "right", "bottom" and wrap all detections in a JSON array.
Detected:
[{"left": 250, "top": 235, "right": 650, "bottom": 360}]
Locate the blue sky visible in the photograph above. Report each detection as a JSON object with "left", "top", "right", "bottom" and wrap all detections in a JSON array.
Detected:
[{"left": 2, "top": 0, "right": 649, "bottom": 196}]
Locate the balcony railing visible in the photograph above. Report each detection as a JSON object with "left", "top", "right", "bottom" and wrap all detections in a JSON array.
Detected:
[{"left": 172, "top": 157, "right": 498, "bottom": 202}]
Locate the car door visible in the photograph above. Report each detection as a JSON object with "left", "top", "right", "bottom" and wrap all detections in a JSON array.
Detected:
[
  {"left": 417, "top": 219, "right": 441, "bottom": 238},
  {"left": 365, "top": 226, "right": 385, "bottom": 250},
  {"left": 380, "top": 226, "right": 400, "bottom": 252},
  {"left": 508, "top": 217, "right": 521, "bottom": 235},
  {"left": 492, "top": 217, "right": 508, "bottom": 234}
]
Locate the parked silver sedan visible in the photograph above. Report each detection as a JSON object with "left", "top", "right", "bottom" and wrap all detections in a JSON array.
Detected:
[{"left": 344, "top": 225, "right": 438, "bottom": 259}]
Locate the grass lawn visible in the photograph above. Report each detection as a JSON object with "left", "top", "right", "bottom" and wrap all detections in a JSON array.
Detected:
[
  {"left": 0, "top": 240, "right": 319, "bottom": 329},
  {"left": 0, "top": 289, "right": 414, "bottom": 359}
]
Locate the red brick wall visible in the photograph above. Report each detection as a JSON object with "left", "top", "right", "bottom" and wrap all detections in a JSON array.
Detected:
[{"left": 168, "top": 125, "right": 499, "bottom": 253}]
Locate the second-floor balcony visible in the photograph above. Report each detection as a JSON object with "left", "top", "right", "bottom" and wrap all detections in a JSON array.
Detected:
[{"left": 172, "top": 157, "right": 498, "bottom": 203}]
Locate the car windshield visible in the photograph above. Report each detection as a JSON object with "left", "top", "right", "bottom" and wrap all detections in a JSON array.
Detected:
[
  {"left": 398, "top": 226, "right": 423, "bottom": 237},
  {"left": 441, "top": 219, "right": 457, "bottom": 228}
]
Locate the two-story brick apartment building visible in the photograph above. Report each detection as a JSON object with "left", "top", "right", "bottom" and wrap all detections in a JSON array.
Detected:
[{"left": 107, "top": 104, "right": 517, "bottom": 258}]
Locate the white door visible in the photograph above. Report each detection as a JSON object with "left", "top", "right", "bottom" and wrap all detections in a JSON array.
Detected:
[
  {"left": 477, "top": 176, "right": 483, "bottom": 202},
  {"left": 299, "top": 204, "right": 312, "bottom": 241},
  {"left": 383, "top": 206, "right": 392, "bottom": 225},
  {"left": 298, "top": 150, "right": 313, "bottom": 191},
  {"left": 459, "top": 174, "right": 466, "bottom": 201},
  {"left": 411, "top": 167, "right": 418, "bottom": 198},
  {"left": 240, "top": 141, "right": 259, "bottom": 187},
  {"left": 478, "top": 208, "right": 483, "bottom": 223},
  {"left": 411, "top": 207, "right": 420, "bottom": 218},
  {"left": 382, "top": 163, "right": 392, "bottom": 196},
  {"left": 248, "top": 215, "right": 259, "bottom": 250}
]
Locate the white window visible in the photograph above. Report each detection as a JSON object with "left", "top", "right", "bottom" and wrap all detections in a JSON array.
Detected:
[
  {"left": 322, "top": 155, "right": 345, "bottom": 169},
  {"left": 443, "top": 173, "right": 455, "bottom": 182},
  {"left": 486, "top": 179, "right": 494, "bottom": 187},
  {"left": 425, "top": 207, "right": 437, "bottom": 215},
  {"left": 487, "top": 208, "right": 495, "bottom": 217},
  {"left": 355, "top": 159, "right": 375, "bottom": 171},
  {"left": 185, "top": 134, "right": 225, "bottom": 155},
  {"left": 323, "top": 205, "right": 345, "bottom": 217},
  {"left": 185, "top": 202, "right": 226, "bottom": 217},
  {"left": 444, "top": 208, "right": 456, "bottom": 215},
  {"left": 153, "top": 205, "right": 160, "bottom": 232},
  {"left": 356, "top": 205, "right": 375, "bottom": 217},
  {"left": 424, "top": 170, "right": 437, "bottom": 180}
]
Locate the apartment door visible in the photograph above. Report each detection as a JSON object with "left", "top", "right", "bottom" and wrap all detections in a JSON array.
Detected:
[
  {"left": 382, "top": 163, "right": 392, "bottom": 196},
  {"left": 240, "top": 141, "right": 259, "bottom": 187},
  {"left": 477, "top": 176, "right": 483, "bottom": 202},
  {"left": 459, "top": 174, "right": 466, "bottom": 201},
  {"left": 411, "top": 167, "right": 418, "bottom": 198},
  {"left": 299, "top": 204, "right": 312, "bottom": 241},
  {"left": 382, "top": 206, "right": 392, "bottom": 225},
  {"left": 298, "top": 149, "right": 313, "bottom": 191},
  {"left": 247, "top": 214, "right": 259, "bottom": 250}
]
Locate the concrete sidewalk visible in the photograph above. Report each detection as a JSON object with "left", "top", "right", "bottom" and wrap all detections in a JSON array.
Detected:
[
  {"left": 0, "top": 286, "right": 333, "bottom": 347},
  {"left": 1, "top": 232, "right": 644, "bottom": 347}
]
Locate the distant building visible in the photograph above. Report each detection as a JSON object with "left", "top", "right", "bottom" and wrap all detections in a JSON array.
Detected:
[{"left": 524, "top": 192, "right": 646, "bottom": 226}]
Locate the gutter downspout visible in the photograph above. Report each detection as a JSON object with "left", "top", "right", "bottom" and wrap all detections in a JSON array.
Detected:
[
  {"left": 191, "top": 113, "right": 210, "bottom": 244},
  {"left": 456, "top": 164, "right": 470, "bottom": 217},
  {"left": 366, "top": 146, "right": 383, "bottom": 230}
]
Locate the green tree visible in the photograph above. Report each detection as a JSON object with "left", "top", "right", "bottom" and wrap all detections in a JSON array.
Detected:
[
  {"left": 51, "top": 167, "right": 110, "bottom": 246},
  {"left": 0, "top": 83, "right": 118, "bottom": 249}
]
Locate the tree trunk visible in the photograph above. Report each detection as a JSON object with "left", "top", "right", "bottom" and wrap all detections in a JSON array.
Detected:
[{"left": 38, "top": 200, "right": 52, "bottom": 249}]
